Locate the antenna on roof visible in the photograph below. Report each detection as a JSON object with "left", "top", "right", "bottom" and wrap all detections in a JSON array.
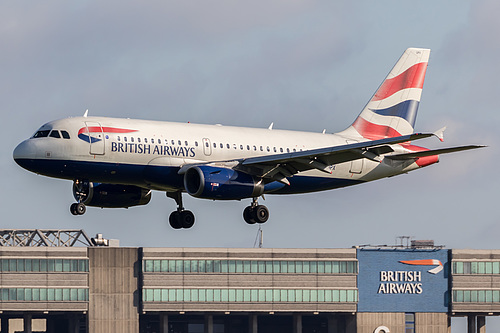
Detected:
[
  {"left": 253, "top": 225, "right": 263, "bottom": 248},
  {"left": 83, "top": 109, "right": 89, "bottom": 118}
]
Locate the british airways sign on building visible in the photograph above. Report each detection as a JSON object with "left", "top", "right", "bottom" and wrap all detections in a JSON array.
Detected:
[{"left": 357, "top": 249, "right": 449, "bottom": 312}]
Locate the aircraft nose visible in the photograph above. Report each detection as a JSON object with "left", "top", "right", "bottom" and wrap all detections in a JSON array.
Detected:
[{"left": 13, "top": 140, "right": 37, "bottom": 169}]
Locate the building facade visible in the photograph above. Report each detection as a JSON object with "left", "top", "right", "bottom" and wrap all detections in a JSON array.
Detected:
[{"left": 0, "top": 244, "right": 498, "bottom": 332}]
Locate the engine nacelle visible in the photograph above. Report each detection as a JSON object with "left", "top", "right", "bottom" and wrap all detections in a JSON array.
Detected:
[
  {"left": 184, "top": 166, "right": 264, "bottom": 200},
  {"left": 72, "top": 181, "right": 151, "bottom": 208}
]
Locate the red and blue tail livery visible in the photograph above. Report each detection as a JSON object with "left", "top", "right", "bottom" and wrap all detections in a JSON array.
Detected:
[
  {"left": 346, "top": 48, "right": 430, "bottom": 140},
  {"left": 13, "top": 48, "right": 484, "bottom": 229}
]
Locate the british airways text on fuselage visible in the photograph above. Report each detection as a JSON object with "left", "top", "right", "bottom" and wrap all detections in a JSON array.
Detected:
[{"left": 110, "top": 142, "right": 196, "bottom": 157}]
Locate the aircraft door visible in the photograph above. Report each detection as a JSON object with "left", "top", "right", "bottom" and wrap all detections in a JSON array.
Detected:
[
  {"left": 202, "top": 138, "right": 212, "bottom": 156},
  {"left": 346, "top": 140, "right": 363, "bottom": 174},
  {"left": 85, "top": 122, "right": 105, "bottom": 155}
]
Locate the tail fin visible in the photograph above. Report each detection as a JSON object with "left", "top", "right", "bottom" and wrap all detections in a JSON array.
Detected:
[{"left": 341, "top": 48, "right": 430, "bottom": 140}]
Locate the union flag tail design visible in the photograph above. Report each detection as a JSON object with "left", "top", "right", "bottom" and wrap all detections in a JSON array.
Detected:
[{"left": 343, "top": 48, "right": 430, "bottom": 140}]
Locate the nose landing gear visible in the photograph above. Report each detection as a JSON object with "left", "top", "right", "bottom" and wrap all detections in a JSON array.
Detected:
[
  {"left": 243, "top": 197, "right": 269, "bottom": 225},
  {"left": 70, "top": 180, "right": 89, "bottom": 216},
  {"left": 167, "top": 192, "right": 195, "bottom": 229}
]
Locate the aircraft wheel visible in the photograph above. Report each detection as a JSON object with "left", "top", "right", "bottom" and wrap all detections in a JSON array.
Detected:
[
  {"left": 169, "top": 211, "right": 183, "bottom": 229},
  {"left": 243, "top": 206, "right": 257, "bottom": 224},
  {"left": 254, "top": 205, "right": 269, "bottom": 224},
  {"left": 70, "top": 203, "right": 78, "bottom": 215},
  {"left": 76, "top": 203, "right": 86, "bottom": 215},
  {"left": 180, "top": 210, "right": 195, "bottom": 229}
]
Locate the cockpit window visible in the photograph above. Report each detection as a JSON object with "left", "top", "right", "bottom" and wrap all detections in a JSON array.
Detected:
[
  {"left": 49, "top": 130, "right": 61, "bottom": 138},
  {"left": 61, "top": 131, "right": 70, "bottom": 139},
  {"left": 33, "top": 130, "right": 50, "bottom": 138}
]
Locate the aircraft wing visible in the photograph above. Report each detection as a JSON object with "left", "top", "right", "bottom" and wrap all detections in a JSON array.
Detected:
[
  {"left": 178, "top": 133, "right": 484, "bottom": 186},
  {"left": 233, "top": 133, "right": 436, "bottom": 184}
]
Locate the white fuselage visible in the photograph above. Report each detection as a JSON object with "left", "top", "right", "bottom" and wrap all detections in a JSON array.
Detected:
[{"left": 14, "top": 116, "right": 422, "bottom": 195}]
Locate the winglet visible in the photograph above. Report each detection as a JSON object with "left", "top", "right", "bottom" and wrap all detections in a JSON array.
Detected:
[
  {"left": 83, "top": 109, "right": 89, "bottom": 118},
  {"left": 433, "top": 126, "right": 446, "bottom": 142},
  {"left": 268, "top": 122, "right": 274, "bottom": 130}
]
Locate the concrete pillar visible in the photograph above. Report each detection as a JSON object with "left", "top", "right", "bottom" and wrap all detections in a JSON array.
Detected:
[
  {"left": 328, "top": 315, "right": 338, "bottom": 333},
  {"left": 23, "top": 314, "right": 32, "bottom": 333},
  {"left": 204, "top": 314, "right": 213, "bottom": 333},
  {"left": 160, "top": 313, "right": 168, "bottom": 333},
  {"left": 468, "top": 315, "right": 476, "bottom": 333},
  {"left": 249, "top": 314, "right": 258, "bottom": 333},
  {"left": 293, "top": 314, "right": 302, "bottom": 333},
  {"left": 477, "top": 316, "right": 485, "bottom": 333}
]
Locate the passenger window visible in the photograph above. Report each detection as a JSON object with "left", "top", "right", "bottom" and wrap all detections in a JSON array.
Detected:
[
  {"left": 220, "top": 143, "right": 223, "bottom": 149},
  {"left": 158, "top": 139, "right": 161, "bottom": 144},
  {"left": 266, "top": 146, "right": 270, "bottom": 152},
  {"left": 49, "top": 130, "right": 61, "bottom": 138},
  {"left": 233, "top": 144, "right": 237, "bottom": 150},
  {"left": 61, "top": 131, "right": 70, "bottom": 139},
  {"left": 124, "top": 137, "right": 128, "bottom": 142},
  {"left": 33, "top": 130, "right": 50, "bottom": 138},
  {"left": 131, "top": 137, "right": 134, "bottom": 143},
  {"left": 287, "top": 148, "right": 290, "bottom": 153},
  {"left": 178, "top": 140, "right": 181, "bottom": 145},
  {"left": 185, "top": 141, "right": 188, "bottom": 146},
  {"left": 226, "top": 144, "right": 230, "bottom": 149},
  {"left": 253, "top": 145, "right": 256, "bottom": 151},
  {"left": 240, "top": 145, "right": 243, "bottom": 150},
  {"left": 260, "top": 146, "right": 263, "bottom": 151},
  {"left": 117, "top": 136, "right": 121, "bottom": 141},
  {"left": 195, "top": 141, "right": 198, "bottom": 147},
  {"left": 293, "top": 148, "right": 296, "bottom": 152},
  {"left": 145, "top": 138, "right": 148, "bottom": 143},
  {"left": 280, "top": 147, "right": 283, "bottom": 153},
  {"left": 273, "top": 147, "right": 277, "bottom": 153},
  {"left": 213, "top": 143, "right": 216, "bottom": 148},
  {"left": 205, "top": 142, "right": 209, "bottom": 147},
  {"left": 138, "top": 138, "right": 141, "bottom": 143},
  {"left": 247, "top": 145, "right": 250, "bottom": 150},
  {"left": 171, "top": 140, "right": 175, "bottom": 145}
]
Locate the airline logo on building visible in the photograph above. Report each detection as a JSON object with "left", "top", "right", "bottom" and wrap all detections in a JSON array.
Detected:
[
  {"left": 357, "top": 249, "right": 449, "bottom": 313},
  {"left": 377, "top": 259, "right": 443, "bottom": 294}
]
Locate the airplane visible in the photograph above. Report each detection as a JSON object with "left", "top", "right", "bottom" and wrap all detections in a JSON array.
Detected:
[{"left": 13, "top": 48, "right": 484, "bottom": 229}]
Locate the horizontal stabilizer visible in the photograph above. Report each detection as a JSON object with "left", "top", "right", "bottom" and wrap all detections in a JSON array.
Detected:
[{"left": 387, "top": 145, "right": 486, "bottom": 160}]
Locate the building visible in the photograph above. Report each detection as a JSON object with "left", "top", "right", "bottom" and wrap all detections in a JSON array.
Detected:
[{"left": 0, "top": 230, "right": 496, "bottom": 333}]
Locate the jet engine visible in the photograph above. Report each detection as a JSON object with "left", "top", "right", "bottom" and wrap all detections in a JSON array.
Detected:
[
  {"left": 72, "top": 181, "right": 151, "bottom": 208},
  {"left": 184, "top": 166, "right": 264, "bottom": 200}
]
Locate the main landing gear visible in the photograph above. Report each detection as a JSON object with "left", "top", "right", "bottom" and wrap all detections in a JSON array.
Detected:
[
  {"left": 243, "top": 197, "right": 269, "bottom": 225},
  {"left": 70, "top": 202, "right": 86, "bottom": 216},
  {"left": 167, "top": 192, "right": 195, "bottom": 229},
  {"left": 70, "top": 180, "right": 88, "bottom": 216}
]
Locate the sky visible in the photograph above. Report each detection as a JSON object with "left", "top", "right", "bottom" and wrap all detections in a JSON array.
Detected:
[{"left": 1, "top": 1, "right": 498, "bottom": 331}]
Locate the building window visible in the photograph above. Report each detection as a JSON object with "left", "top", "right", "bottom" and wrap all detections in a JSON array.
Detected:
[
  {"left": 453, "top": 290, "right": 500, "bottom": 303},
  {"left": 142, "top": 259, "right": 358, "bottom": 274},
  {"left": 142, "top": 288, "right": 358, "bottom": 303},
  {"left": 0, "top": 288, "right": 88, "bottom": 301},
  {"left": 405, "top": 313, "right": 415, "bottom": 333},
  {"left": 453, "top": 261, "right": 500, "bottom": 274},
  {"left": 0, "top": 259, "right": 88, "bottom": 272}
]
